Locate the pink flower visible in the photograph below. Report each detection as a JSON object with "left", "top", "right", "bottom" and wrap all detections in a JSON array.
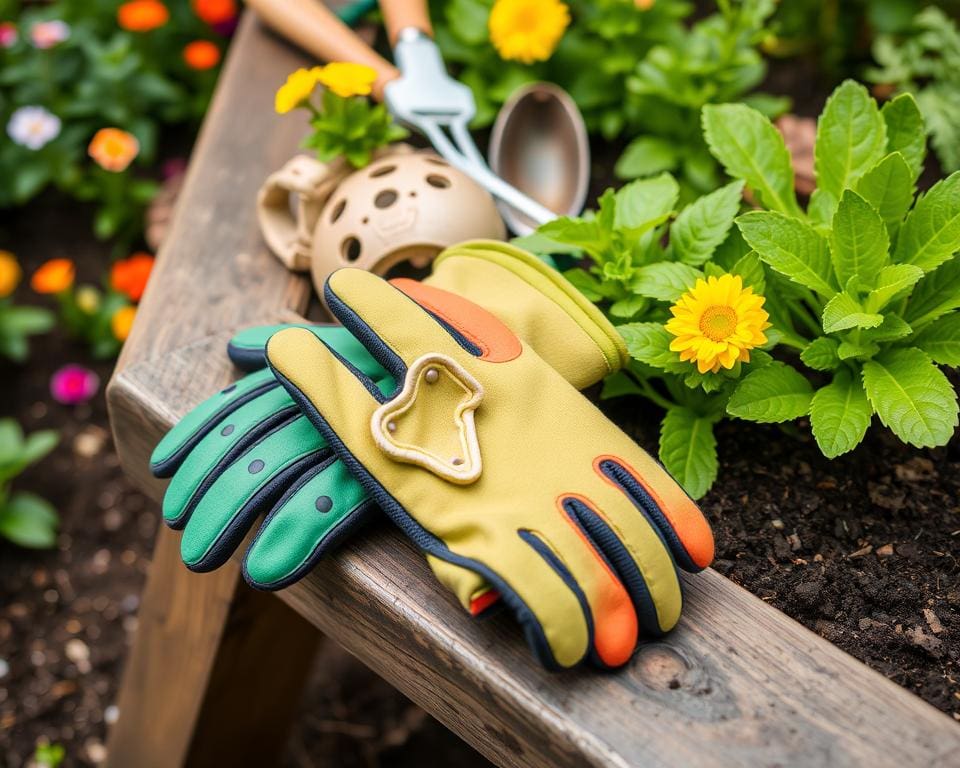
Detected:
[
  {"left": 50, "top": 365, "right": 100, "bottom": 405},
  {"left": 0, "top": 23, "right": 18, "bottom": 48},
  {"left": 31, "top": 20, "right": 70, "bottom": 49}
]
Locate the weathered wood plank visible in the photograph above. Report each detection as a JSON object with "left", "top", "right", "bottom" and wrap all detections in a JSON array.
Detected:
[
  {"left": 105, "top": 15, "right": 319, "bottom": 767},
  {"left": 107, "top": 10, "right": 960, "bottom": 768}
]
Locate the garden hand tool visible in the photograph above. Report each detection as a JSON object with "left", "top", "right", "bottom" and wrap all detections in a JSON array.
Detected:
[
  {"left": 265, "top": 269, "right": 715, "bottom": 669},
  {"left": 151, "top": 242, "right": 627, "bottom": 590},
  {"left": 488, "top": 82, "right": 590, "bottom": 235},
  {"left": 247, "top": 0, "right": 557, "bottom": 228}
]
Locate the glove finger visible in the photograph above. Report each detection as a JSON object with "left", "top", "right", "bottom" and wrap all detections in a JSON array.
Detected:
[
  {"left": 442, "top": 533, "right": 594, "bottom": 670},
  {"left": 325, "top": 269, "right": 513, "bottom": 376},
  {"left": 228, "top": 324, "right": 388, "bottom": 382},
  {"left": 531, "top": 500, "right": 644, "bottom": 669},
  {"left": 242, "top": 457, "right": 374, "bottom": 590},
  {"left": 151, "top": 368, "right": 278, "bottom": 478},
  {"left": 180, "top": 414, "right": 328, "bottom": 571},
  {"left": 267, "top": 326, "right": 386, "bottom": 450},
  {"left": 159, "top": 384, "right": 297, "bottom": 527},
  {"left": 597, "top": 456, "right": 714, "bottom": 573},
  {"left": 562, "top": 487, "right": 682, "bottom": 640}
]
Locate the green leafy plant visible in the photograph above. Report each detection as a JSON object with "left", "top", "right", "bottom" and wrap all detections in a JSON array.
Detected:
[
  {"left": 616, "top": 0, "right": 789, "bottom": 198},
  {"left": 433, "top": 0, "right": 781, "bottom": 198},
  {"left": 703, "top": 79, "right": 960, "bottom": 457},
  {"left": 0, "top": 419, "right": 59, "bottom": 549},
  {"left": 0, "top": 301, "right": 55, "bottom": 362},
  {"left": 0, "top": 252, "right": 54, "bottom": 361},
  {"left": 0, "top": 0, "right": 228, "bottom": 243},
  {"left": 432, "top": 0, "right": 692, "bottom": 131},
  {"left": 277, "top": 63, "right": 408, "bottom": 168},
  {"left": 520, "top": 173, "right": 774, "bottom": 497},
  {"left": 763, "top": 0, "right": 938, "bottom": 77},
  {"left": 867, "top": 6, "right": 960, "bottom": 173}
]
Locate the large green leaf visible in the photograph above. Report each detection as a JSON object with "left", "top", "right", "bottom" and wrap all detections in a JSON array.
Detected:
[
  {"left": 809, "top": 368, "right": 873, "bottom": 458},
  {"left": 904, "top": 257, "right": 960, "bottom": 327},
  {"left": 0, "top": 491, "right": 58, "bottom": 549},
  {"left": 614, "top": 174, "right": 679, "bottom": 231},
  {"left": 862, "top": 347, "right": 959, "bottom": 447},
  {"left": 800, "top": 337, "right": 841, "bottom": 371},
  {"left": 894, "top": 172, "right": 960, "bottom": 272},
  {"left": 855, "top": 153, "right": 915, "bottom": 238},
  {"left": 864, "top": 263, "right": 924, "bottom": 313},
  {"left": 912, "top": 313, "right": 960, "bottom": 366},
  {"left": 669, "top": 181, "right": 744, "bottom": 266},
  {"left": 702, "top": 104, "right": 802, "bottom": 217},
  {"left": 631, "top": 262, "right": 702, "bottom": 302},
  {"left": 617, "top": 323, "right": 687, "bottom": 373},
  {"left": 658, "top": 407, "right": 718, "bottom": 500},
  {"left": 881, "top": 93, "right": 926, "bottom": 179},
  {"left": 822, "top": 292, "right": 885, "bottom": 333},
  {"left": 814, "top": 80, "right": 887, "bottom": 199},
  {"left": 736, "top": 211, "right": 837, "bottom": 297},
  {"left": 615, "top": 137, "right": 679, "bottom": 179},
  {"left": 829, "top": 189, "right": 890, "bottom": 286},
  {"left": 726, "top": 362, "right": 814, "bottom": 423}
]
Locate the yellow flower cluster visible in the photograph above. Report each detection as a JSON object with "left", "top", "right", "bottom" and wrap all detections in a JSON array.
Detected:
[
  {"left": 665, "top": 274, "right": 770, "bottom": 374},
  {"left": 275, "top": 62, "right": 378, "bottom": 114},
  {"left": 488, "top": 0, "right": 570, "bottom": 64}
]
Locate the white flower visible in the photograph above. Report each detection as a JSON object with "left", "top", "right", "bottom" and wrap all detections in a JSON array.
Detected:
[
  {"left": 31, "top": 20, "right": 70, "bottom": 49},
  {"left": 7, "top": 106, "right": 61, "bottom": 150}
]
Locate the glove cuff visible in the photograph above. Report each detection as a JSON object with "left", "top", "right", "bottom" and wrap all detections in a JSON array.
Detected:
[{"left": 426, "top": 241, "right": 627, "bottom": 390}]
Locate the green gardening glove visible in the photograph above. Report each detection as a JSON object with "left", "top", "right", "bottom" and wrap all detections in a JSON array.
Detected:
[
  {"left": 151, "top": 241, "right": 626, "bottom": 590},
  {"left": 150, "top": 324, "right": 395, "bottom": 588}
]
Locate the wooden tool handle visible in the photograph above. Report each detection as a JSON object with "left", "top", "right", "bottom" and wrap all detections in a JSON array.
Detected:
[
  {"left": 247, "top": 0, "right": 399, "bottom": 100},
  {"left": 380, "top": 0, "right": 434, "bottom": 44}
]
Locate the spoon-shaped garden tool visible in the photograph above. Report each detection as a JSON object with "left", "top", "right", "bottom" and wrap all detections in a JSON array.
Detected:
[
  {"left": 248, "top": 0, "right": 556, "bottom": 228},
  {"left": 489, "top": 82, "right": 590, "bottom": 235}
]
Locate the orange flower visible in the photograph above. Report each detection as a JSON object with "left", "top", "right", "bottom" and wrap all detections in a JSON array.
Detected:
[
  {"left": 117, "top": 0, "right": 170, "bottom": 32},
  {"left": 192, "top": 0, "right": 237, "bottom": 25},
  {"left": 88, "top": 128, "right": 139, "bottom": 172},
  {"left": 31, "top": 258, "right": 75, "bottom": 294},
  {"left": 0, "top": 251, "right": 21, "bottom": 298},
  {"left": 111, "top": 306, "right": 137, "bottom": 341},
  {"left": 111, "top": 252, "right": 155, "bottom": 302},
  {"left": 183, "top": 40, "right": 220, "bottom": 70}
]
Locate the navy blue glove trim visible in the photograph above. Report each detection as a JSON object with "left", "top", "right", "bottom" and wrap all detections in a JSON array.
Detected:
[
  {"left": 562, "top": 498, "right": 665, "bottom": 640},
  {"left": 165, "top": 406, "right": 301, "bottom": 530},
  {"left": 598, "top": 459, "right": 700, "bottom": 573},
  {"left": 150, "top": 377, "right": 281, "bottom": 478}
]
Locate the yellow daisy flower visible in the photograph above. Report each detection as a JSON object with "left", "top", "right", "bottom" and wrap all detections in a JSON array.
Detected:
[
  {"left": 488, "top": 0, "right": 570, "bottom": 64},
  {"left": 665, "top": 274, "right": 771, "bottom": 375},
  {"left": 316, "top": 62, "right": 377, "bottom": 99},
  {"left": 275, "top": 67, "right": 322, "bottom": 114}
]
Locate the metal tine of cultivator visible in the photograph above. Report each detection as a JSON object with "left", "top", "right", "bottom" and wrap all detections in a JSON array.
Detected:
[{"left": 385, "top": 28, "right": 556, "bottom": 227}]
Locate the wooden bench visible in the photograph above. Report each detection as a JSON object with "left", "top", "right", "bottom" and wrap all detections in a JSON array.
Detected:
[{"left": 104, "top": 11, "right": 960, "bottom": 768}]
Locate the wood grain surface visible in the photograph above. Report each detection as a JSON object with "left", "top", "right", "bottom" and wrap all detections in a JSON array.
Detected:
[{"left": 106, "top": 9, "right": 960, "bottom": 768}]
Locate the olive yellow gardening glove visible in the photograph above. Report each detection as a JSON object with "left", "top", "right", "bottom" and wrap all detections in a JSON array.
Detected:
[
  {"left": 266, "top": 268, "right": 714, "bottom": 669},
  {"left": 151, "top": 241, "right": 627, "bottom": 591}
]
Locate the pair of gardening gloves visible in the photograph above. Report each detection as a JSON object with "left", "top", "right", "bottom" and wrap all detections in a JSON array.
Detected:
[{"left": 151, "top": 241, "right": 714, "bottom": 670}]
